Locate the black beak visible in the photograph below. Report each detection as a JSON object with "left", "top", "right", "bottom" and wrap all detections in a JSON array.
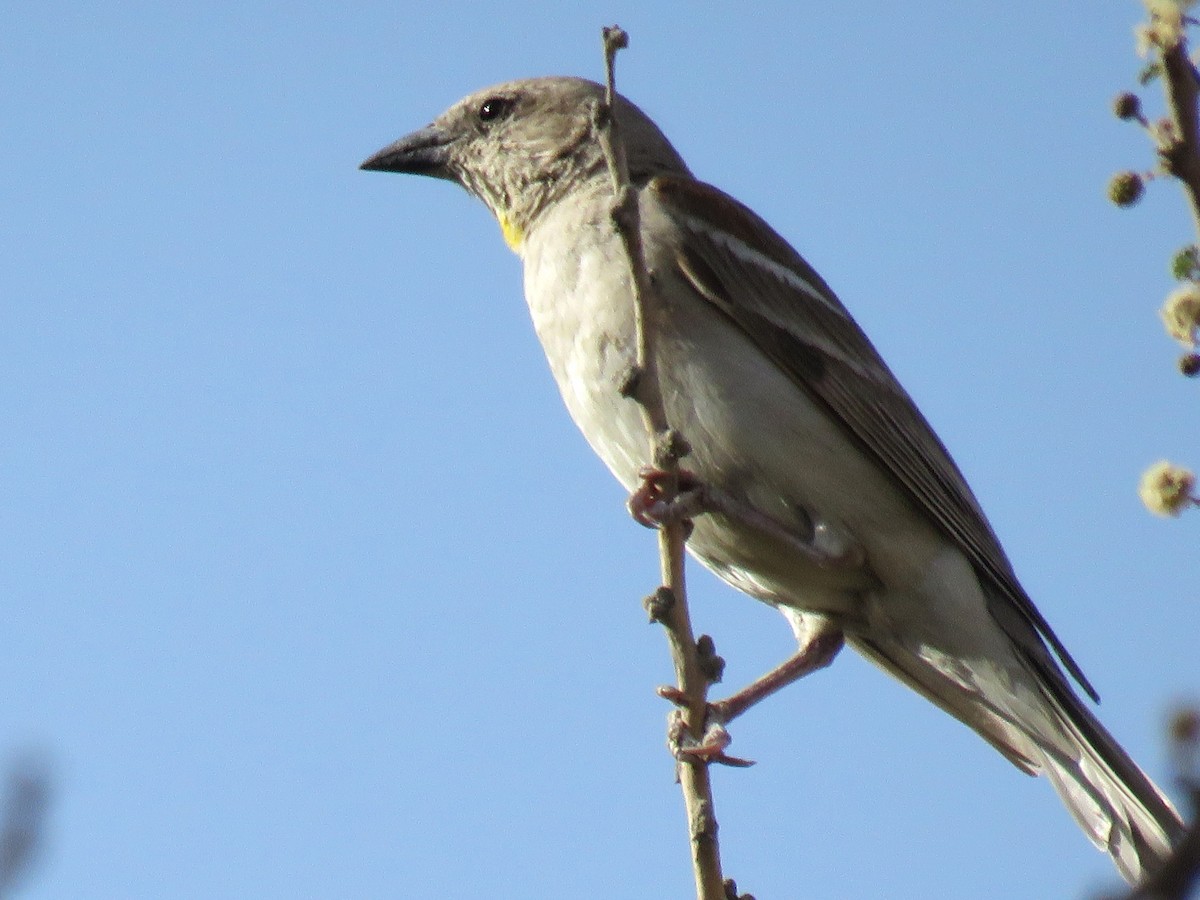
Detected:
[{"left": 359, "top": 124, "right": 455, "bottom": 178}]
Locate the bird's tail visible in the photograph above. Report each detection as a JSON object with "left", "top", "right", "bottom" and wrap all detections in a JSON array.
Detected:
[
  {"left": 850, "top": 633, "right": 1184, "bottom": 885},
  {"left": 1023, "top": 667, "right": 1183, "bottom": 884}
]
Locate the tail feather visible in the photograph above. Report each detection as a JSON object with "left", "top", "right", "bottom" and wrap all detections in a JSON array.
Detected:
[
  {"left": 1025, "top": 661, "right": 1182, "bottom": 884},
  {"left": 849, "top": 633, "right": 1184, "bottom": 885}
]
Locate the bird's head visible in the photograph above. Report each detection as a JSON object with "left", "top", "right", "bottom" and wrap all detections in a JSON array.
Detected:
[{"left": 360, "top": 76, "right": 689, "bottom": 251}]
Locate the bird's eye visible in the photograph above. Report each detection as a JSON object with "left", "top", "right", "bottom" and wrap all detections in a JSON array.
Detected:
[{"left": 477, "top": 96, "right": 514, "bottom": 123}]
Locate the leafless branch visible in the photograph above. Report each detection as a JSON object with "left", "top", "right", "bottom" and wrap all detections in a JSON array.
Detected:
[
  {"left": 593, "top": 25, "right": 733, "bottom": 900},
  {"left": 1159, "top": 39, "right": 1200, "bottom": 239},
  {"left": 1115, "top": 10, "right": 1200, "bottom": 491}
]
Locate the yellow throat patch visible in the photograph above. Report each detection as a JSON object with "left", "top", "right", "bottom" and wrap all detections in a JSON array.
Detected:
[{"left": 498, "top": 213, "right": 524, "bottom": 253}]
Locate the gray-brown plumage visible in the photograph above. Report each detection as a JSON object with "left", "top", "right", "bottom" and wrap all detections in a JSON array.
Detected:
[{"left": 361, "top": 76, "right": 1183, "bottom": 883}]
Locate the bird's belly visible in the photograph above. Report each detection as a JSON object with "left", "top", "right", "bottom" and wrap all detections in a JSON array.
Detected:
[{"left": 521, "top": 220, "right": 941, "bottom": 619}]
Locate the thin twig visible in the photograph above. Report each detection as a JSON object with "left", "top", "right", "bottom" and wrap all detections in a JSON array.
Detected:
[
  {"left": 595, "top": 25, "right": 729, "bottom": 900},
  {"left": 1159, "top": 38, "right": 1200, "bottom": 238},
  {"left": 1111, "top": 16, "right": 1200, "bottom": 891}
]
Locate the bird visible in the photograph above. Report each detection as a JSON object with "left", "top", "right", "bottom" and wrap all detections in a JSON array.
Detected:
[{"left": 360, "top": 75, "right": 1184, "bottom": 883}]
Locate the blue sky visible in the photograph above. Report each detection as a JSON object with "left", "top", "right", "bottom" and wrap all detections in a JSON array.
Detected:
[{"left": 3, "top": 3, "right": 1197, "bottom": 898}]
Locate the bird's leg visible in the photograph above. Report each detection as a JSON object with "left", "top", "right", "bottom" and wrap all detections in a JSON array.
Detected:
[
  {"left": 661, "top": 625, "right": 845, "bottom": 765},
  {"left": 710, "top": 626, "right": 844, "bottom": 723},
  {"left": 628, "top": 467, "right": 866, "bottom": 572}
]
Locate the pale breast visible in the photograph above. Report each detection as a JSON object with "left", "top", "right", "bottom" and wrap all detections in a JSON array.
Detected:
[
  {"left": 519, "top": 182, "right": 949, "bottom": 617},
  {"left": 520, "top": 186, "right": 649, "bottom": 488}
]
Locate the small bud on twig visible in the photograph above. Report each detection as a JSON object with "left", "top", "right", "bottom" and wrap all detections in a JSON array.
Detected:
[
  {"left": 654, "top": 429, "right": 692, "bottom": 467},
  {"left": 1171, "top": 244, "right": 1200, "bottom": 280},
  {"left": 1171, "top": 707, "right": 1200, "bottom": 748},
  {"left": 696, "top": 635, "right": 726, "bottom": 684},
  {"left": 724, "top": 878, "right": 757, "bottom": 900},
  {"left": 1114, "top": 91, "right": 1146, "bottom": 122},
  {"left": 1109, "top": 171, "right": 1147, "bottom": 206},
  {"left": 1137, "top": 3, "right": 1191, "bottom": 55},
  {"left": 643, "top": 586, "right": 675, "bottom": 623},
  {"left": 601, "top": 24, "right": 628, "bottom": 52},
  {"left": 1161, "top": 282, "right": 1200, "bottom": 346},
  {"left": 1139, "top": 460, "right": 1198, "bottom": 516}
]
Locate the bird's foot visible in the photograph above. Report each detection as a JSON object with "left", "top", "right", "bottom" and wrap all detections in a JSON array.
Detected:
[
  {"left": 627, "top": 466, "right": 705, "bottom": 528},
  {"left": 659, "top": 626, "right": 845, "bottom": 765},
  {"left": 628, "top": 468, "right": 868, "bottom": 574},
  {"left": 665, "top": 704, "right": 755, "bottom": 768}
]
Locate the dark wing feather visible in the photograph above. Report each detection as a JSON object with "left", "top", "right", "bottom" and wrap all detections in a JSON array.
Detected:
[{"left": 648, "top": 173, "right": 1098, "bottom": 702}]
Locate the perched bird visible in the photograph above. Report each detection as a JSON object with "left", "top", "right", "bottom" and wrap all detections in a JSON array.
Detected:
[{"left": 361, "top": 76, "right": 1183, "bottom": 883}]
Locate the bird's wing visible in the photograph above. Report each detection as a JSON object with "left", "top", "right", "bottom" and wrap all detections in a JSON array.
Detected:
[{"left": 646, "top": 173, "right": 1097, "bottom": 701}]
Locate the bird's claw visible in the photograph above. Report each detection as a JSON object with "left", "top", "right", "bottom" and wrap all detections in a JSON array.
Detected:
[
  {"left": 661, "top": 688, "right": 756, "bottom": 768},
  {"left": 666, "top": 708, "right": 755, "bottom": 767},
  {"left": 627, "top": 466, "right": 705, "bottom": 529},
  {"left": 628, "top": 469, "right": 868, "bottom": 575},
  {"left": 657, "top": 627, "right": 844, "bottom": 769}
]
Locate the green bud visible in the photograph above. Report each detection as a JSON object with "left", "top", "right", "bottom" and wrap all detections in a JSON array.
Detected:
[
  {"left": 1108, "top": 171, "right": 1145, "bottom": 207},
  {"left": 1172, "top": 245, "right": 1200, "bottom": 280}
]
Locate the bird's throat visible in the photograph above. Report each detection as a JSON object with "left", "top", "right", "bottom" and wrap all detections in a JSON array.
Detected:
[{"left": 498, "top": 213, "right": 525, "bottom": 253}]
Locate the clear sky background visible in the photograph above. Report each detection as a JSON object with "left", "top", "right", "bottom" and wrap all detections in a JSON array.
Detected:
[{"left": 3, "top": 3, "right": 1197, "bottom": 898}]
